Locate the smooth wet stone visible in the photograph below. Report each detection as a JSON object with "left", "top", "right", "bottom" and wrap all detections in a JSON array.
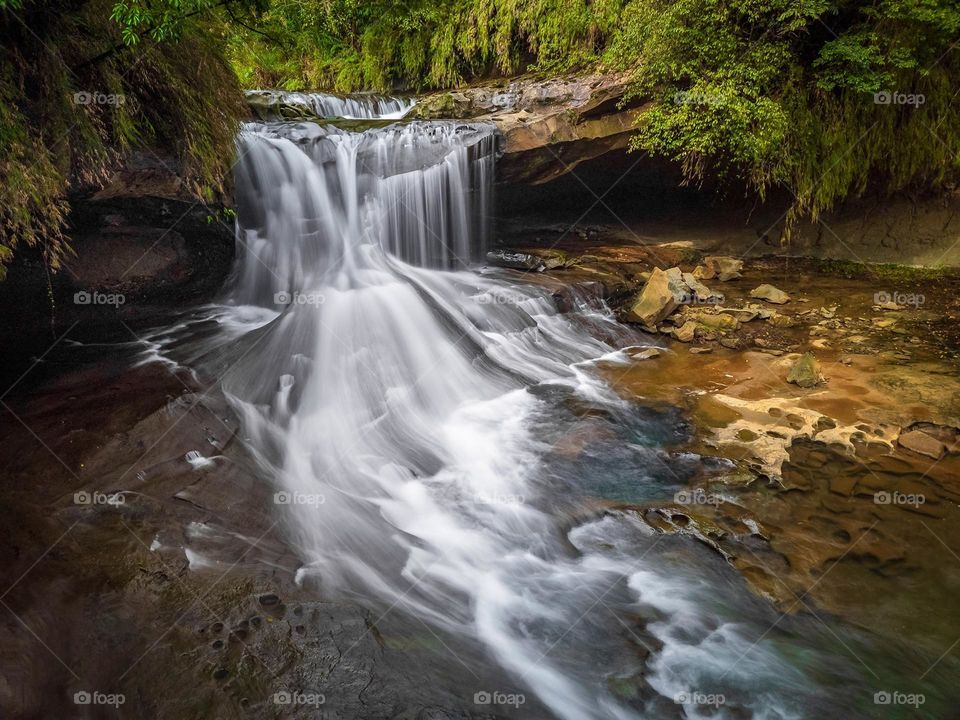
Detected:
[
  {"left": 630, "top": 348, "right": 662, "bottom": 360},
  {"left": 750, "top": 284, "right": 791, "bottom": 304}
]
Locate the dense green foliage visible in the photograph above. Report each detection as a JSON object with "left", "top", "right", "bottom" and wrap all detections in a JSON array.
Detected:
[
  {"left": 228, "top": 0, "right": 960, "bottom": 233},
  {"left": 226, "top": 0, "right": 625, "bottom": 91},
  {"left": 0, "top": 0, "right": 249, "bottom": 276},
  {"left": 609, "top": 0, "right": 960, "bottom": 229},
  {"left": 2, "top": 0, "right": 958, "bottom": 274}
]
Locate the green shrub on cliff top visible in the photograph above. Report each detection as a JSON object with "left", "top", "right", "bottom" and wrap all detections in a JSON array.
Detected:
[{"left": 607, "top": 0, "right": 960, "bottom": 232}]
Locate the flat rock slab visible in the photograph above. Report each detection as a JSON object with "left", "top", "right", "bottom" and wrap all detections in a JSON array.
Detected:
[{"left": 898, "top": 430, "right": 946, "bottom": 460}]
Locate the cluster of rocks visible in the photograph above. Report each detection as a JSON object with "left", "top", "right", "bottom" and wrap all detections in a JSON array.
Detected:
[{"left": 619, "top": 257, "right": 820, "bottom": 382}]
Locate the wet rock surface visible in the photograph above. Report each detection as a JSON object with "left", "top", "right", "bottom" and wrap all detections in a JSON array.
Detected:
[{"left": 0, "top": 355, "right": 537, "bottom": 719}]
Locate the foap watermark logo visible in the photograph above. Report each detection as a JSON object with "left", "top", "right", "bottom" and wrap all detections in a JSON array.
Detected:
[
  {"left": 674, "top": 488, "right": 724, "bottom": 507},
  {"left": 677, "top": 291, "right": 723, "bottom": 306},
  {"left": 274, "top": 491, "right": 325, "bottom": 506},
  {"left": 675, "top": 691, "right": 726, "bottom": 708},
  {"left": 273, "top": 690, "right": 325, "bottom": 707},
  {"left": 74, "top": 490, "right": 126, "bottom": 507},
  {"left": 874, "top": 690, "right": 925, "bottom": 708},
  {"left": 671, "top": 90, "right": 726, "bottom": 107},
  {"left": 873, "top": 290, "right": 925, "bottom": 308},
  {"left": 74, "top": 690, "right": 125, "bottom": 707},
  {"left": 74, "top": 290, "right": 125, "bottom": 307},
  {"left": 274, "top": 291, "right": 325, "bottom": 307},
  {"left": 873, "top": 90, "right": 924, "bottom": 107},
  {"left": 874, "top": 490, "right": 925, "bottom": 508},
  {"left": 474, "top": 491, "right": 525, "bottom": 506},
  {"left": 477, "top": 291, "right": 523, "bottom": 306},
  {"left": 473, "top": 690, "right": 526, "bottom": 708},
  {"left": 73, "top": 91, "right": 126, "bottom": 106}
]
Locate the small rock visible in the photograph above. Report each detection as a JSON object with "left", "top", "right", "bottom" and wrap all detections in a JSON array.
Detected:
[
  {"left": 811, "top": 338, "right": 831, "bottom": 350},
  {"left": 786, "top": 352, "right": 823, "bottom": 388},
  {"left": 873, "top": 317, "right": 897, "bottom": 328},
  {"left": 697, "top": 256, "right": 744, "bottom": 282},
  {"left": 692, "top": 312, "right": 740, "bottom": 332},
  {"left": 681, "top": 272, "right": 724, "bottom": 305},
  {"left": 767, "top": 314, "right": 797, "bottom": 328},
  {"left": 719, "top": 337, "right": 740, "bottom": 350},
  {"left": 486, "top": 250, "right": 545, "bottom": 272},
  {"left": 630, "top": 348, "right": 662, "bottom": 360},
  {"left": 690, "top": 346, "right": 713, "bottom": 354},
  {"left": 750, "top": 284, "right": 791, "bottom": 304},
  {"left": 753, "top": 337, "right": 772, "bottom": 348},
  {"left": 671, "top": 321, "right": 697, "bottom": 343},
  {"left": 718, "top": 307, "right": 759, "bottom": 323},
  {"left": 897, "top": 430, "right": 946, "bottom": 460}
]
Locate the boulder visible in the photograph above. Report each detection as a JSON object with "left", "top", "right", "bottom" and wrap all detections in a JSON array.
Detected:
[
  {"left": 750, "top": 284, "right": 791, "bottom": 304},
  {"left": 624, "top": 267, "right": 690, "bottom": 326},
  {"left": 786, "top": 353, "right": 823, "bottom": 388}
]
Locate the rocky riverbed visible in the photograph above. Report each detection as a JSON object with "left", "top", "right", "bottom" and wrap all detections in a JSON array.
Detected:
[
  {"left": 4, "top": 231, "right": 959, "bottom": 717},
  {"left": 487, "top": 234, "right": 960, "bottom": 662}
]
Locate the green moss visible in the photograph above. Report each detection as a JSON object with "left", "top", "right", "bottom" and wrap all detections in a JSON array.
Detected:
[{"left": 809, "top": 258, "right": 958, "bottom": 282}]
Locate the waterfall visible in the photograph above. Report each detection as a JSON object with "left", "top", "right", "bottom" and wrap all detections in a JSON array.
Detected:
[
  {"left": 230, "top": 120, "right": 494, "bottom": 308},
  {"left": 144, "top": 109, "right": 820, "bottom": 719},
  {"left": 245, "top": 90, "right": 415, "bottom": 119}
]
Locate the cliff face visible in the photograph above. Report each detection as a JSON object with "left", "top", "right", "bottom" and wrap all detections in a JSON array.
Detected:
[{"left": 411, "top": 74, "right": 645, "bottom": 184}]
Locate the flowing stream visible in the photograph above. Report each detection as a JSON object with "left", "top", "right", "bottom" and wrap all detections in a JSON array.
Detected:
[{"left": 144, "top": 94, "right": 880, "bottom": 719}]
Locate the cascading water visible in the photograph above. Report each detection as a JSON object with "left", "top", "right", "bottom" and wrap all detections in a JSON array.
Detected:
[
  {"left": 144, "top": 105, "right": 864, "bottom": 719},
  {"left": 245, "top": 89, "right": 414, "bottom": 119}
]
